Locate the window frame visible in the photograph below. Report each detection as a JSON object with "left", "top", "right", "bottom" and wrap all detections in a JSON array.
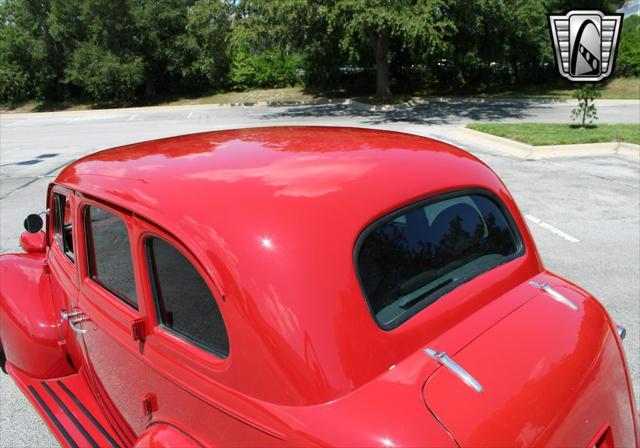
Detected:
[
  {"left": 144, "top": 234, "right": 230, "bottom": 360},
  {"left": 52, "top": 192, "right": 75, "bottom": 263},
  {"left": 83, "top": 203, "right": 139, "bottom": 310},
  {"left": 353, "top": 188, "right": 526, "bottom": 331}
]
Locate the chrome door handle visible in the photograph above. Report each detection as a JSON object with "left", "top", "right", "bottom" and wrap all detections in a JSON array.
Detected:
[
  {"left": 69, "top": 316, "right": 90, "bottom": 334},
  {"left": 61, "top": 309, "right": 83, "bottom": 320},
  {"left": 425, "top": 348, "right": 484, "bottom": 393},
  {"left": 529, "top": 281, "right": 578, "bottom": 311}
]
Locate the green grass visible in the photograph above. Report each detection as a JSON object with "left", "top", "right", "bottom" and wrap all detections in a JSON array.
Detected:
[
  {"left": 467, "top": 123, "right": 640, "bottom": 146},
  {"left": 466, "top": 77, "right": 640, "bottom": 99},
  {"left": 415, "top": 77, "right": 640, "bottom": 100},
  {"left": 596, "top": 77, "right": 640, "bottom": 99}
]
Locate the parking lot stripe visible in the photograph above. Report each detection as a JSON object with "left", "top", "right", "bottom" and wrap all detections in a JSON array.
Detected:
[
  {"left": 525, "top": 214, "right": 580, "bottom": 243},
  {"left": 1, "top": 119, "right": 29, "bottom": 127}
]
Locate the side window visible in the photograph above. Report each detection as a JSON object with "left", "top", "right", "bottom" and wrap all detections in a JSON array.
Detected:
[
  {"left": 53, "top": 193, "right": 74, "bottom": 262},
  {"left": 146, "top": 237, "right": 229, "bottom": 358},
  {"left": 84, "top": 206, "right": 138, "bottom": 308}
]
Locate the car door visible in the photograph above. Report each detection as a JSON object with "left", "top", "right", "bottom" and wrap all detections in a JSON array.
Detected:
[
  {"left": 47, "top": 186, "right": 85, "bottom": 369},
  {"left": 134, "top": 224, "right": 238, "bottom": 444},
  {"left": 71, "top": 197, "right": 150, "bottom": 441}
]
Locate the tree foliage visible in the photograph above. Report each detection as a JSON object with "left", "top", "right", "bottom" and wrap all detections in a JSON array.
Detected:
[
  {"left": 185, "top": 0, "right": 234, "bottom": 89},
  {"left": 0, "top": 0, "right": 636, "bottom": 105},
  {"left": 229, "top": 51, "right": 301, "bottom": 90},
  {"left": 617, "top": 15, "right": 640, "bottom": 76},
  {"left": 333, "top": 0, "right": 454, "bottom": 96},
  {"left": 65, "top": 43, "right": 144, "bottom": 102}
]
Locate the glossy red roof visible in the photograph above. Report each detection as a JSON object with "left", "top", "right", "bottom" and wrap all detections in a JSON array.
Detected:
[
  {"left": 56, "top": 126, "right": 537, "bottom": 405},
  {"left": 58, "top": 126, "right": 499, "bottom": 215}
]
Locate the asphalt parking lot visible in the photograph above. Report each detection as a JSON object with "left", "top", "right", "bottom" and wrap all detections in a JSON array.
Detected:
[{"left": 1, "top": 99, "right": 639, "bottom": 447}]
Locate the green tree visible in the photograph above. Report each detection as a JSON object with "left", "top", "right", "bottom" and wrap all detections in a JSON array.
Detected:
[
  {"left": 66, "top": 0, "right": 206, "bottom": 101},
  {"left": 571, "top": 84, "right": 601, "bottom": 127},
  {"left": 334, "top": 0, "right": 453, "bottom": 96},
  {"left": 185, "top": 0, "right": 234, "bottom": 90},
  {"left": 299, "top": 2, "right": 345, "bottom": 90},
  {"left": 504, "top": 0, "right": 554, "bottom": 83},
  {"left": 227, "top": 0, "right": 305, "bottom": 90},
  {"left": 130, "top": 0, "right": 195, "bottom": 96},
  {"left": 231, "top": 0, "right": 308, "bottom": 53},
  {"left": 617, "top": 15, "right": 640, "bottom": 76},
  {"left": 229, "top": 50, "right": 301, "bottom": 90},
  {"left": 2, "top": 0, "right": 630, "bottom": 105},
  {"left": 0, "top": 2, "right": 38, "bottom": 103},
  {"left": 62, "top": 0, "right": 142, "bottom": 101},
  {"left": 439, "top": 0, "right": 509, "bottom": 87},
  {"left": 0, "top": 0, "right": 71, "bottom": 103},
  {"left": 230, "top": 0, "right": 345, "bottom": 90},
  {"left": 65, "top": 42, "right": 144, "bottom": 103},
  {"left": 547, "top": 0, "right": 621, "bottom": 13}
]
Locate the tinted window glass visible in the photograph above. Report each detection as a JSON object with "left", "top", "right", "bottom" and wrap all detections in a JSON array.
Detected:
[
  {"left": 357, "top": 193, "right": 521, "bottom": 329},
  {"left": 147, "top": 238, "right": 229, "bottom": 358},
  {"left": 53, "top": 193, "right": 74, "bottom": 261},
  {"left": 85, "top": 206, "right": 137, "bottom": 307}
]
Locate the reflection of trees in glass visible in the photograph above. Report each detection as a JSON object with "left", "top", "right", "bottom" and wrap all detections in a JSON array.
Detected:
[
  {"left": 88, "top": 207, "right": 138, "bottom": 304},
  {"left": 359, "top": 201, "right": 518, "bottom": 314}
]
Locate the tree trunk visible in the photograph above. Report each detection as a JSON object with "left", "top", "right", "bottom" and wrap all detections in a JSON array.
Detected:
[
  {"left": 511, "top": 59, "right": 519, "bottom": 84},
  {"left": 369, "top": 30, "right": 391, "bottom": 97},
  {"left": 145, "top": 73, "right": 156, "bottom": 97}
]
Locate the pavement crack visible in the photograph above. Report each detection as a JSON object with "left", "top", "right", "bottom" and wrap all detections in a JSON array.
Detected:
[
  {"left": 0, "top": 161, "right": 70, "bottom": 200},
  {"left": 540, "top": 158, "right": 640, "bottom": 190}
]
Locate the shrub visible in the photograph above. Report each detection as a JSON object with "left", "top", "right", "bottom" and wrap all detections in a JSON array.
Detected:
[
  {"left": 66, "top": 43, "right": 144, "bottom": 103},
  {"left": 301, "top": 40, "right": 344, "bottom": 90},
  {"left": 571, "top": 84, "right": 601, "bottom": 127},
  {"left": 229, "top": 51, "right": 301, "bottom": 91},
  {"left": 617, "top": 16, "right": 640, "bottom": 76},
  {"left": 0, "top": 65, "right": 31, "bottom": 105}
]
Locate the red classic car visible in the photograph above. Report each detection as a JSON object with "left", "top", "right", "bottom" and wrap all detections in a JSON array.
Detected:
[{"left": 1, "top": 126, "right": 637, "bottom": 447}]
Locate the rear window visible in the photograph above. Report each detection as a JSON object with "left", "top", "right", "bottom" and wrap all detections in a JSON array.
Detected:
[{"left": 356, "top": 192, "right": 523, "bottom": 329}]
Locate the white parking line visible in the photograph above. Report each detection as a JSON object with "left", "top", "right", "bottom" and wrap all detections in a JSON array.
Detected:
[
  {"left": 66, "top": 115, "right": 119, "bottom": 123},
  {"left": 187, "top": 111, "right": 193, "bottom": 119},
  {"left": 525, "top": 214, "right": 580, "bottom": 243},
  {"left": 1, "top": 119, "right": 29, "bottom": 128},
  {"left": 127, "top": 114, "right": 138, "bottom": 121}
]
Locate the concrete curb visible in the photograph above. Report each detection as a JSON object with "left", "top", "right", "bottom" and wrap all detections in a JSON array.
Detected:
[
  {"left": 0, "top": 97, "right": 360, "bottom": 119},
  {"left": 452, "top": 127, "right": 640, "bottom": 160},
  {"left": 4, "top": 95, "right": 638, "bottom": 119}
]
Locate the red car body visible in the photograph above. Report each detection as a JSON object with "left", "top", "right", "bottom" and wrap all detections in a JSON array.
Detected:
[{"left": 0, "top": 126, "right": 637, "bottom": 447}]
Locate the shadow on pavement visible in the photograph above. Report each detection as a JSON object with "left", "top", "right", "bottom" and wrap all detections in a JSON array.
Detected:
[{"left": 264, "top": 99, "right": 560, "bottom": 125}]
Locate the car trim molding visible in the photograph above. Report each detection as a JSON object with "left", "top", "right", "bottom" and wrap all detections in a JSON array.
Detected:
[
  {"left": 56, "top": 380, "right": 121, "bottom": 448},
  {"left": 28, "top": 385, "right": 79, "bottom": 448},
  {"left": 41, "top": 382, "right": 99, "bottom": 448}
]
